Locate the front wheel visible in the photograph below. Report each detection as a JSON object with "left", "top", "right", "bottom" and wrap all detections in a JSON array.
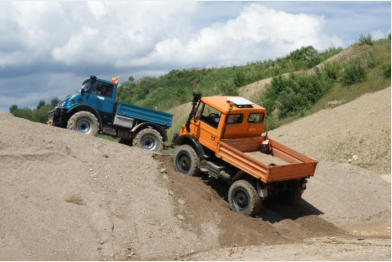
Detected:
[
  {"left": 173, "top": 145, "right": 199, "bottom": 176},
  {"left": 133, "top": 128, "right": 163, "bottom": 152},
  {"left": 67, "top": 111, "right": 99, "bottom": 136},
  {"left": 228, "top": 180, "right": 261, "bottom": 216}
]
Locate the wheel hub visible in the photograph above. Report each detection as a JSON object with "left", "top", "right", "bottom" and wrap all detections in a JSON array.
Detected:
[
  {"left": 178, "top": 154, "right": 191, "bottom": 171},
  {"left": 141, "top": 134, "right": 157, "bottom": 150},
  {"left": 76, "top": 118, "right": 93, "bottom": 134},
  {"left": 234, "top": 190, "right": 249, "bottom": 209}
]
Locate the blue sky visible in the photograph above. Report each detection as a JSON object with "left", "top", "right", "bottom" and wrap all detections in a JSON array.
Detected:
[{"left": 0, "top": 1, "right": 390, "bottom": 112}]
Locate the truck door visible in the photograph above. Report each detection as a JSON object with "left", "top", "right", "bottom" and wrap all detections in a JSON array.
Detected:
[
  {"left": 93, "top": 81, "right": 115, "bottom": 114},
  {"left": 92, "top": 81, "right": 115, "bottom": 125},
  {"left": 193, "top": 102, "right": 221, "bottom": 151}
]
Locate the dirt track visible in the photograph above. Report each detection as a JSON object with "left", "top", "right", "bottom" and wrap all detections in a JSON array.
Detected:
[{"left": 0, "top": 87, "right": 390, "bottom": 260}]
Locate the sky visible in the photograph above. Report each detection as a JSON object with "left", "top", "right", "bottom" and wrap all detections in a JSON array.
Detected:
[{"left": 0, "top": 0, "right": 390, "bottom": 112}]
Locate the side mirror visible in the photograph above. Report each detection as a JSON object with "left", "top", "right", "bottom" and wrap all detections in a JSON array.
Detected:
[{"left": 81, "top": 88, "right": 85, "bottom": 95}]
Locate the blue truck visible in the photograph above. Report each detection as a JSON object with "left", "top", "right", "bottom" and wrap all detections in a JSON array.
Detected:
[{"left": 48, "top": 75, "right": 173, "bottom": 151}]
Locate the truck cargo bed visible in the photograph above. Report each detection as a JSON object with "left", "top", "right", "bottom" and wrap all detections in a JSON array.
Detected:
[
  {"left": 116, "top": 102, "right": 173, "bottom": 127},
  {"left": 216, "top": 137, "right": 317, "bottom": 183},
  {"left": 244, "top": 151, "right": 289, "bottom": 166}
]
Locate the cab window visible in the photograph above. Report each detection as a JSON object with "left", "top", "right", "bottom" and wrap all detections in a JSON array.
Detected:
[
  {"left": 248, "top": 113, "right": 264, "bottom": 123},
  {"left": 93, "top": 82, "right": 113, "bottom": 98},
  {"left": 200, "top": 104, "right": 221, "bottom": 128},
  {"left": 226, "top": 114, "right": 243, "bottom": 124}
]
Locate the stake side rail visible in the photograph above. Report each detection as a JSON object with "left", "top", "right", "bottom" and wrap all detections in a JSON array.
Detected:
[{"left": 217, "top": 137, "right": 318, "bottom": 183}]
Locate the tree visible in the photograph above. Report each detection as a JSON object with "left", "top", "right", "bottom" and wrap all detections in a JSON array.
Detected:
[
  {"left": 51, "top": 98, "right": 60, "bottom": 107},
  {"left": 37, "top": 100, "right": 45, "bottom": 110},
  {"left": 9, "top": 105, "right": 18, "bottom": 114}
]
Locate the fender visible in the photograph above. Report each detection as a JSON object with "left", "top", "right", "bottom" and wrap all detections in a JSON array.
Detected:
[
  {"left": 66, "top": 105, "right": 103, "bottom": 129},
  {"left": 132, "top": 122, "right": 168, "bottom": 141},
  {"left": 174, "top": 134, "right": 206, "bottom": 159}
]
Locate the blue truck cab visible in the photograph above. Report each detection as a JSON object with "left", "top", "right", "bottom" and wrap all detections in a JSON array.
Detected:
[{"left": 48, "top": 75, "right": 173, "bottom": 151}]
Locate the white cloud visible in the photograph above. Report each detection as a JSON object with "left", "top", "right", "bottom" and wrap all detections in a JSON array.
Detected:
[
  {"left": 1, "top": 1, "right": 389, "bottom": 112},
  {"left": 144, "top": 4, "right": 344, "bottom": 67},
  {"left": 370, "top": 30, "right": 388, "bottom": 40},
  {"left": 1, "top": 2, "right": 343, "bottom": 70}
]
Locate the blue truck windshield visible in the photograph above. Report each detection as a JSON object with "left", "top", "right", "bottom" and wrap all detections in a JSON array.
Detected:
[{"left": 82, "top": 81, "right": 91, "bottom": 91}]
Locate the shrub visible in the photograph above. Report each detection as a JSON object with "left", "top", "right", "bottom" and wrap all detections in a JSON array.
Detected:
[
  {"left": 383, "top": 64, "right": 391, "bottom": 79},
  {"left": 218, "top": 81, "right": 238, "bottom": 96},
  {"left": 322, "top": 61, "right": 341, "bottom": 80},
  {"left": 319, "top": 47, "right": 343, "bottom": 61},
  {"left": 233, "top": 70, "right": 246, "bottom": 87},
  {"left": 363, "top": 50, "right": 377, "bottom": 68},
  {"left": 342, "top": 58, "right": 367, "bottom": 85},
  {"left": 288, "top": 46, "right": 321, "bottom": 68},
  {"left": 259, "top": 70, "right": 333, "bottom": 119},
  {"left": 9, "top": 99, "right": 59, "bottom": 123},
  {"left": 359, "top": 33, "right": 373, "bottom": 46}
]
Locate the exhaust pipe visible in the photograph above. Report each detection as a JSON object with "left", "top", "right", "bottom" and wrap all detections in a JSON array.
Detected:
[{"left": 186, "top": 91, "right": 202, "bottom": 132}]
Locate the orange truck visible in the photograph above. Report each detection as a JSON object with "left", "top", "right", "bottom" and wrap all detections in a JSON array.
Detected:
[{"left": 172, "top": 92, "right": 318, "bottom": 215}]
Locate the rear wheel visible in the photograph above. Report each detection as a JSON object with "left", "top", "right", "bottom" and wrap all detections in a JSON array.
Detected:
[
  {"left": 133, "top": 128, "right": 163, "bottom": 152},
  {"left": 173, "top": 145, "right": 199, "bottom": 176},
  {"left": 228, "top": 180, "right": 261, "bottom": 216},
  {"left": 67, "top": 111, "right": 99, "bottom": 136}
]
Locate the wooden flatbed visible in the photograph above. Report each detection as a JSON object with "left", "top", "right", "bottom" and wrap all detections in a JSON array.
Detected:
[{"left": 216, "top": 136, "right": 318, "bottom": 183}]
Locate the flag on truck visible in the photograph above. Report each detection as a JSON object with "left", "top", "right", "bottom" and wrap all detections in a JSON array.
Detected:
[{"left": 111, "top": 75, "right": 119, "bottom": 84}]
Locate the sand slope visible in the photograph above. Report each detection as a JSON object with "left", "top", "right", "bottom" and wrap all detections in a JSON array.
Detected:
[{"left": 0, "top": 84, "right": 390, "bottom": 261}]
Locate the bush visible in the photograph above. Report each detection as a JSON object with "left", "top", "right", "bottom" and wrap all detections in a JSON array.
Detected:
[
  {"left": 319, "top": 47, "right": 343, "bottom": 61},
  {"left": 9, "top": 99, "right": 59, "bottom": 123},
  {"left": 383, "top": 64, "right": 391, "bottom": 79},
  {"left": 363, "top": 50, "right": 377, "bottom": 68},
  {"left": 218, "top": 81, "right": 238, "bottom": 96},
  {"left": 259, "top": 69, "right": 333, "bottom": 119},
  {"left": 288, "top": 46, "right": 321, "bottom": 68},
  {"left": 233, "top": 70, "right": 246, "bottom": 87},
  {"left": 359, "top": 33, "right": 373, "bottom": 46},
  {"left": 342, "top": 58, "right": 367, "bottom": 85},
  {"left": 322, "top": 61, "right": 341, "bottom": 80}
]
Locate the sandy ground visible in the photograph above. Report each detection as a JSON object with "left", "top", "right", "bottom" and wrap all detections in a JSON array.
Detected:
[
  {"left": 0, "top": 113, "right": 213, "bottom": 260},
  {"left": 0, "top": 84, "right": 390, "bottom": 260},
  {"left": 270, "top": 87, "right": 391, "bottom": 175}
]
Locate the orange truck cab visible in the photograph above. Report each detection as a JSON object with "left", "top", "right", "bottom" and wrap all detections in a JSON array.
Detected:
[{"left": 172, "top": 92, "right": 318, "bottom": 216}]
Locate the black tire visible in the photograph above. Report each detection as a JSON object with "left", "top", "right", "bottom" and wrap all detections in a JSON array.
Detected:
[
  {"left": 228, "top": 180, "right": 261, "bottom": 216},
  {"left": 67, "top": 111, "right": 99, "bottom": 136},
  {"left": 133, "top": 128, "right": 163, "bottom": 152},
  {"left": 173, "top": 145, "right": 199, "bottom": 176}
]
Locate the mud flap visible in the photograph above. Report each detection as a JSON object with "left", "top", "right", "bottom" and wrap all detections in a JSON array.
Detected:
[{"left": 256, "top": 181, "right": 268, "bottom": 198}]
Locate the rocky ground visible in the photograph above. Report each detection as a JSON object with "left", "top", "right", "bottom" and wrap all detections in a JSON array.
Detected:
[{"left": 0, "top": 88, "right": 390, "bottom": 260}]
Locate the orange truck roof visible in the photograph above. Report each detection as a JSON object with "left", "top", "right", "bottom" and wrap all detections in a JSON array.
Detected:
[{"left": 201, "top": 96, "right": 266, "bottom": 114}]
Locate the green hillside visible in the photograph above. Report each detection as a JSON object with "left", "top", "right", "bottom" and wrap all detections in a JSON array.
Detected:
[
  {"left": 259, "top": 37, "right": 391, "bottom": 129},
  {"left": 116, "top": 46, "right": 342, "bottom": 111}
]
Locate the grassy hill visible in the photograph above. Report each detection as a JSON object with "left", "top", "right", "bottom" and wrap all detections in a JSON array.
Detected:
[
  {"left": 116, "top": 46, "right": 342, "bottom": 111},
  {"left": 164, "top": 37, "right": 390, "bottom": 144}
]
